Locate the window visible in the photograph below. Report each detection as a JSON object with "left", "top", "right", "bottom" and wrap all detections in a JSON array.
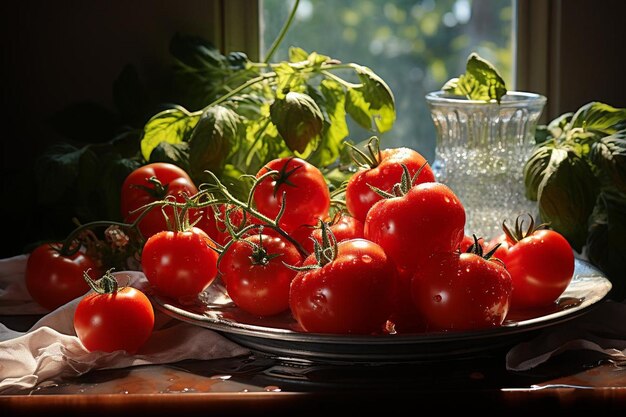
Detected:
[{"left": 260, "top": 0, "right": 514, "bottom": 161}]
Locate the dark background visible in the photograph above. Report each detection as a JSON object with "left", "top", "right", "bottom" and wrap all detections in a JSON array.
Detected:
[{"left": 1, "top": 0, "right": 625, "bottom": 258}]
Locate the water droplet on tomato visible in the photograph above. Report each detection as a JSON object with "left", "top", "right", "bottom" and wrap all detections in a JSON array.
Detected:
[
  {"left": 362, "top": 255, "right": 372, "bottom": 263},
  {"left": 433, "top": 294, "right": 442, "bottom": 303},
  {"left": 264, "top": 385, "right": 281, "bottom": 392}
]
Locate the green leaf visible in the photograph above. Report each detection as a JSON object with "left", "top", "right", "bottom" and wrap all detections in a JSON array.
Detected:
[
  {"left": 351, "top": 65, "right": 396, "bottom": 133},
  {"left": 567, "top": 102, "right": 626, "bottom": 138},
  {"left": 274, "top": 62, "right": 307, "bottom": 97},
  {"left": 536, "top": 151, "right": 599, "bottom": 251},
  {"left": 309, "top": 79, "right": 349, "bottom": 167},
  {"left": 590, "top": 131, "right": 626, "bottom": 193},
  {"left": 442, "top": 52, "right": 507, "bottom": 103},
  {"left": 270, "top": 91, "right": 324, "bottom": 154},
  {"left": 188, "top": 105, "right": 241, "bottom": 183},
  {"left": 345, "top": 87, "right": 372, "bottom": 129},
  {"left": 289, "top": 46, "right": 309, "bottom": 62},
  {"left": 523, "top": 143, "right": 564, "bottom": 201},
  {"left": 586, "top": 188, "right": 626, "bottom": 300},
  {"left": 169, "top": 33, "right": 226, "bottom": 68},
  {"left": 140, "top": 106, "right": 200, "bottom": 161},
  {"left": 149, "top": 141, "right": 191, "bottom": 173}
]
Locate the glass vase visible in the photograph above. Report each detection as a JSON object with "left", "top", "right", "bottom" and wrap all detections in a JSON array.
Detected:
[{"left": 426, "top": 91, "right": 547, "bottom": 240}]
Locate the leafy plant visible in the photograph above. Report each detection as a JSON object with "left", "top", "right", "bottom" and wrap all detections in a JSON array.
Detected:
[
  {"left": 442, "top": 52, "right": 507, "bottom": 103},
  {"left": 524, "top": 102, "right": 626, "bottom": 300},
  {"left": 33, "top": 0, "right": 395, "bottom": 237}
]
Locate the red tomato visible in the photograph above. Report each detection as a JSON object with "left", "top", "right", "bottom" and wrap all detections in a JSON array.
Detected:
[
  {"left": 141, "top": 227, "right": 219, "bottom": 299},
  {"left": 504, "top": 229, "right": 575, "bottom": 310},
  {"left": 120, "top": 163, "right": 199, "bottom": 238},
  {"left": 220, "top": 234, "right": 302, "bottom": 316},
  {"left": 74, "top": 284, "right": 154, "bottom": 354},
  {"left": 289, "top": 239, "right": 395, "bottom": 334},
  {"left": 25, "top": 243, "right": 101, "bottom": 310},
  {"left": 411, "top": 251, "right": 512, "bottom": 331},
  {"left": 364, "top": 182, "right": 465, "bottom": 331},
  {"left": 253, "top": 157, "right": 330, "bottom": 232},
  {"left": 294, "top": 213, "right": 365, "bottom": 254},
  {"left": 346, "top": 147, "right": 435, "bottom": 222},
  {"left": 486, "top": 233, "right": 513, "bottom": 264}
]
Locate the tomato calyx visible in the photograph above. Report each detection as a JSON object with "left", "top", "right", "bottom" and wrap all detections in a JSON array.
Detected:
[
  {"left": 348, "top": 136, "right": 383, "bottom": 169},
  {"left": 244, "top": 232, "right": 283, "bottom": 266},
  {"left": 502, "top": 213, "right": 550, "bottom": 243},
  {"left": 130, "top": 176, "right": 170, "bottom": 200},
  {"left": 285, "top": 221, "right": 338, "bottom": 271},
  {"left": 267, "top": 157, "right": 303, "bottom": 197},
  {"left": 464, "top": 234, "right": 502, "bottom": 261},
  {"left": 369, "top": 163, "right": 428, "bottom": 199},
  {"left": 83, "top": 268, "right": 120, "bottom": 294}
]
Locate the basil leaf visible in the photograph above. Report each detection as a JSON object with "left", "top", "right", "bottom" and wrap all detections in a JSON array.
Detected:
[
  {"left": 309, "top": 79, "right": 349, "bottom": 167},
  {"left": 590, "top": 131, "right": 626, "bottom": 193},
  {"left": 170, "top": 33, "right": 226, "bottom": 68},
  {"left": 586, "top": 188, "right": 626, "bottom": 300},
  {"left": 567, "top": 102, "right": 626, "bottom": 138},
  {"left": 140, "top": 106, "right": 200, "bottom": 161},
  {"left": 149, "top": 141, "right": 191, "bottom": 173},
  {"left": 350, "top": 65, "right": 396, "bottom": 133},
  {"left": 537, "top": 151, "right": 599, "bottom": 251},
  {"left": 442, "top": 53, "right": 507, "bottom": 103},
  {"left": 289, "top": 46, "right": 309, "bottom": 63},
  {"left": 189, "top": 105, "right": 241, "bottom": 182},
  {"left": 523, "top": 143, "right": 565, "bottom": 201},
  {"left": 270, "top": 91, "right": 324, "bottom": 154},
  {"left": 345, "top": 87, "right": 372, "bottom": 130}
]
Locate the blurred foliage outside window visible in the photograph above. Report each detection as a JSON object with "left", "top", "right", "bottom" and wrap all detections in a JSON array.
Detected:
[{"left": 262, "top": 0, "right": 514, "bottom": 162}]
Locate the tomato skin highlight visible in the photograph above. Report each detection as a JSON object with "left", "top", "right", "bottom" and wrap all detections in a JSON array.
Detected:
[
  {"left": 289, "top": 239, "right": 395, "bottom": 334},
  {"left": 141, "top": 227, "right": 219, "bottom": 299},
  {"left": 346, "top": 147, "right": 435, "bottom": 222},
  {"left": 220, "top": 234, "right": 302, "bottom": 316},
  {"left": 504, "top": 229, "right": 575, "bottom": 310},
  {"left": 26, "top": 244, "right": 101, "bottom": 310},
  {"left": 120, "top": 162, "right": 199, "bottom": 238},
  {"left": 411, "top": 252, "right": 512, "bottom": 331},
  {"left": 74, "top": 286, "right": 155, "bottom": 354},
  {"left": 254, "top": 157, "right": 330, "bottom": 232},
  {"left": 364, "top": 182, "right": 466, "bottom": 331}
]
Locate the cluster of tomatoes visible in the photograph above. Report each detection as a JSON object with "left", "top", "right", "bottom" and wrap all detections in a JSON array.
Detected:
[{"left": 24, "top": 143, "right": 576, "bottom": 352}]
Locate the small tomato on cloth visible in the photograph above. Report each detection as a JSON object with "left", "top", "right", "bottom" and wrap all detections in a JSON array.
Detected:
[
  {"left": 26, "top": 243, "right": 101, "bottom": 311},
  {"left": 74, "top": 269, "right": 154, "bottom": 354}
]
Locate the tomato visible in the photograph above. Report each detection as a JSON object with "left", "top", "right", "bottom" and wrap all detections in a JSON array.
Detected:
[
  {"left": 220, "top": 234, "right": 302, "bottom": 316},
  {"left": 25, "top": 243, "right": 101, "bottom": 310},
  {"left": 120, "top": 162, "right": 199, "bottom": 238},
  {"left": 346, "top": 147, "right": 435, "bottom": 222},
  {"left": 411, "top": 251, "right": 512, "bottom": 331},
  {"left": 289, "top": 239, "right": 395, "bottom": 334},
  {"left": 486, "top": 233, "right": 513, "bottom": 264},
  {"left": 504, "top": 229, "right": 575, "bottom": 310},
  {"left": 141, "top": 227, "right": 219, "bottom": 299},
  {"left": 294, "top": 213, "right": 365, "bottom": 254},
  {"left": 253, "top": 157, "right": 330, "bottom": 232},
  {"left": 364, "top": 181, "right": 465, "bottom": 332},
  {"left": 74, "top": 272, "right": 154, "bottom": 353}
]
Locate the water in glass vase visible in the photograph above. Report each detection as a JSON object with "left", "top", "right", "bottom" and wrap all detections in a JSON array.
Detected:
[{"left": 426, "top": 91, "right": 547, "bottom": 240}]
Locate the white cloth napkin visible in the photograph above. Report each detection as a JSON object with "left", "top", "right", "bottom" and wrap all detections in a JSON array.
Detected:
[
  {"left": 506, "top": 300, "right": 626, "bottom": 371},
  {"left": 0, "top": 255, "right": 249, "bottom": 394}
]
